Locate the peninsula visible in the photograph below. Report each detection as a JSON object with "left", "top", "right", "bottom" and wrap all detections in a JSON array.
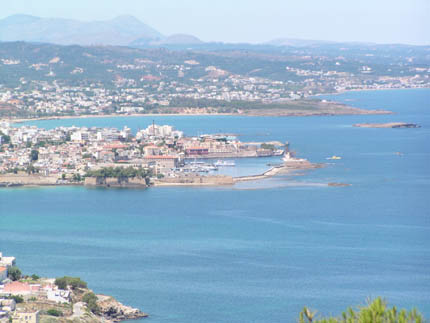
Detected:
[
  {"left": 0, "top": 252, "right": 148, "bottom": 322},
  {"left": 0, "top": 122, "right": 318, "bottom": 188}
]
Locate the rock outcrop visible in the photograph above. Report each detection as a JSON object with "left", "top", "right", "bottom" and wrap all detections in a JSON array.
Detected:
[{"left": 97, "top": 295, "right": 148, "bottom": 322}]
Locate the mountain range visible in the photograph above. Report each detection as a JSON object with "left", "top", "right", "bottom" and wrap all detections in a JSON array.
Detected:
[
  {"left": 1, "top": 14, "right": 426, "bottom": 50},
  {"left": 0, "top": 14, "right": 204, "bottom": 47},
  {"left": 0, "top": 14, "right": 352, "bottom": 49}
]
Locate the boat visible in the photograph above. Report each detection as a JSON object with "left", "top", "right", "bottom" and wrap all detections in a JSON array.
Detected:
[
  {"left": 214, "top": 160, "right": 236, "bottom": 167},
  {"left": 203, "top": 165, "right": 219, "bottom": 171},
  {"left": 185, "top": 161, "right": 219, "bottom": 173},
  {"left": 326, "top": 156, "right": 342, "bottom": 160},
  {"left": 189, "top": 160, "right": 206, "bottom": 165}
]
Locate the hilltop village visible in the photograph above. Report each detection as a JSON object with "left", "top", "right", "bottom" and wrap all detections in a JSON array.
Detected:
[
  {"left": 0, "top": 251, "right": 147, "bottom": 322},
  {"left": 0, "top": 122, "right": 301, "bottom": 187}
]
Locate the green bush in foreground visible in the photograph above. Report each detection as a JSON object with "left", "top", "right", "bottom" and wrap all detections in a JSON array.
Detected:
[{"left": 299, "top": 297, "right": 423, "bottom": 323}]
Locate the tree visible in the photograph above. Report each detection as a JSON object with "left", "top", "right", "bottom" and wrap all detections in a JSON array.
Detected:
[
  {"left": 54, "top": 276, "right": 87, "bottom": 290},
  {"left": 30, "top": 149, "right": 39, "bottom": 161},
  {"left": 26, "top": 165, "right": 39, "bottom": 174},
  {"left": 7, "top": 266, "right": 21, "bottom": 281},
  {"left": 260, "top": 143, "right": 275, "bottom": 151},
  {"left": 298, "top": 297, "right": 423, "bottom": 323},
  {"left": 85, "top": 166, "right": 151, "bottom": 179},
  {"left": 54, "top": 277, "right": 68, "bottom": 290}
]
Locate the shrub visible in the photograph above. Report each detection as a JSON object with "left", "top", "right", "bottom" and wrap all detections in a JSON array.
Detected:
[
  {"left": 54, "top": 276, "right": 87, "bottom": 290},
  {"left": 46, "top": 309, "right": 63, "bottom": 317},
  {"left": 82, "top": 292, "right": 100, "bottom": 314},
  {"left": 54, "top": 277, "right": 68, "bottom": 290}
]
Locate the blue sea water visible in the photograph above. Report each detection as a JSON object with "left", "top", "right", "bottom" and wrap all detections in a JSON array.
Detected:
[{"left": 1, "top": 89, "right": 429, "bottom": 322}]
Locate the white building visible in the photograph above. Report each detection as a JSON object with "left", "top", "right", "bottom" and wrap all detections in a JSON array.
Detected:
[
  {"left": 46, "top": 289, "right": 71, "bottom": 303},
  {"left": 137, "top": 124, "right": 183, "bottom": 140},
  {"left": 0, "top": 253, "right": 16, "bottom": 268}
]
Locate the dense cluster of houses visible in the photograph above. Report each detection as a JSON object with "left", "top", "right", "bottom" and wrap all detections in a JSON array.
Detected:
[
  {"left": 0, "top": 122, "right": 279, "bottom": 181},
  {"left": 0, "top": 252, "right": 71, "bottom": 323}
]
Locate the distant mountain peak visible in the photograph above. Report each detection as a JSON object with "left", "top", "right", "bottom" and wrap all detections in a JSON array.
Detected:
[
  {"left": 163, "top": 34, "right": 203, "bottom": 44},
  {"left": 0, "top": 14, "right": 163, "bottom": 46},
  {"left": 0, "top": 14, "right": 41, "bottom": 24}
]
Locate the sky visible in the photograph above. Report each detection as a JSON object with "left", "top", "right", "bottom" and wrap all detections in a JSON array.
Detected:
[{"left": 1, "top": 0, "right": 429, "bottom": 45}]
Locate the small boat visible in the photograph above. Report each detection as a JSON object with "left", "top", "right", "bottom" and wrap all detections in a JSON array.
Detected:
[
  {"left": 189, "top": 160, "right": 206, "bottom": 165},
  {"left": 203, "top": 165, "right": 218, "bottom": 171},
  {"left": 214, "top": 160, "right": 236, "bottom": 167},
  {"left": 326, "top": 156, "right": 342, "bottom": 160}
]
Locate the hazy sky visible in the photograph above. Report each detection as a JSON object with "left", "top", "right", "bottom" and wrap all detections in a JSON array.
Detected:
[{"left": 1, "top": 0, "right": 429, "bottom": 45}]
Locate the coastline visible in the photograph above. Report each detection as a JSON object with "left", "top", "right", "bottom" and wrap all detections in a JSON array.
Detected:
[
  {"left": 6, "top": 108, "right": 391, "bottom": 124},
  {"left": 0, "top": 159, "right": 326, "bottom": 189},
  {"left": 3, "top": 96, "right": 394, "bottom": 124},
  {"left": 2, "top": 85, "right": 428, "bottom": 125},
  {"left": 8, "top": 112, "right": 235, "bottom": 124},
  {"left": 313, "top": 85, "right": 430, "bottom": 98}
]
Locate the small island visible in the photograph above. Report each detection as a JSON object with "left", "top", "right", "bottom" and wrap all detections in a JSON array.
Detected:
[
  {"left": 0, "top": 251, "right": 148, "bottom": 322},
  {"left": 353, "top": 122, "right": 420, "bottom": 128}
]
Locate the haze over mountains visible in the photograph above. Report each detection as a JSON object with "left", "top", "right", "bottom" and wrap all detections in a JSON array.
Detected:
[
  {"left": 0, "top": 14, "right": 205, "bottom": 47},
  {"left": 0, "top": 14, "right": 376, "bottom": 49}
]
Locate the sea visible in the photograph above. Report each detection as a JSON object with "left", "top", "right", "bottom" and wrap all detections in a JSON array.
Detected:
[{"left": 1, "top": 88, "right": 429, "bottom": 322}]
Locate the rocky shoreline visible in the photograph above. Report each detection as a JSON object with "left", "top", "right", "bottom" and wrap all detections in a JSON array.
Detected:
[
  {"left": 96, "top": 295, "right": 148, "bottom": 322},
  {"left": 0, "top": 251, "right": 148, "bottom": 323}
]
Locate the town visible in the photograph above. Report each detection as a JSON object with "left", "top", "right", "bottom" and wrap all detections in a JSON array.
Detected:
[
  {"left": 0, "top": 251, "right": 147, "bottom": 322},
  {"left": 0, "top": 42, "right": 428, "bottom": 119},
  {"left": 0, "top": 121, "right": 288, "bottom": 187}
]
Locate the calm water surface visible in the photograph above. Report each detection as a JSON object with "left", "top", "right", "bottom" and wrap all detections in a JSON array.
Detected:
[{"left": 1, "top": 89, "right": 429, "bottom": 322}]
